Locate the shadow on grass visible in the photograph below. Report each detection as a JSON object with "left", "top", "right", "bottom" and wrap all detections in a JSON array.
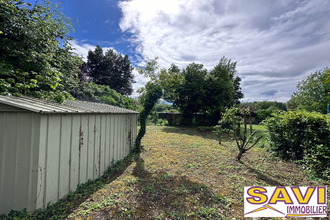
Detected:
[
  {"left": 125, "top": 153, "right": 229, "bottom": 219},
  {"left": 0, "top": 154, "right": 136, "bottom": 220},
  {"left": 240, "top": 161, "right": 284, "bottom": 186}
]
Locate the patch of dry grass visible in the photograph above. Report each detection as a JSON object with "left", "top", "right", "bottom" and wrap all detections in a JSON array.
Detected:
[{"left": 64, "top": 126, "right": 329, "bottom": 219}]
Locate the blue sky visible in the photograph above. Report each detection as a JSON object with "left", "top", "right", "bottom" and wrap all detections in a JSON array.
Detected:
[{"left": 28, "top": 0, "right": 330, "bottom": 101}]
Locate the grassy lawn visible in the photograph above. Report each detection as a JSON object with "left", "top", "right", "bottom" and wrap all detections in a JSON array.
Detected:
[{"left": 4, "top": 126, "right": 329, "bottom": 219}]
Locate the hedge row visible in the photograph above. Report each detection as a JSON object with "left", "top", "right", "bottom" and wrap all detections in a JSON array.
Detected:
[{"left": 265, "top": 110, "right": 330, "bottom": 180}]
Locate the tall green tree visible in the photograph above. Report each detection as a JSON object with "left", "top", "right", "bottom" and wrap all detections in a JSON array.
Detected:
[
  {"left": 203, "top": 57, "right": 243, "bottom": 120},
  {"left": 288, "top": 68, "right": 330, "bottom": 113},
  {"left": 175, "top": 63, "right": 208, "bottom": 125},
  {"left": 86, "top": 45, "right": 134, "bottom": 95},
  {"left": 0, "top": 0, "right": 82, "bottom": 102}
]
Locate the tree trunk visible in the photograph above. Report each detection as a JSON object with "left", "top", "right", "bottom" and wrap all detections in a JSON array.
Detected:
[
  {"left": 249, "top": 119, "right": 253, "bottom": 134},
  {"left": 236, "top": 149, "right": 245, "bottom": 160}
]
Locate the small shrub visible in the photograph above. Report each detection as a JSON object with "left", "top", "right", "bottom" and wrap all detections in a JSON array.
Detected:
[
  {"left": 215, "top": 107, "right": 263, "bottom": 160},
  {"left": 265, "top": 110, "right": 330, "bottom": 180}
]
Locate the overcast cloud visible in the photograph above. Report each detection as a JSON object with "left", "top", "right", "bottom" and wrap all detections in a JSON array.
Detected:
[{"left": 118, "top": 0, "right": 330, "bottom": 101}]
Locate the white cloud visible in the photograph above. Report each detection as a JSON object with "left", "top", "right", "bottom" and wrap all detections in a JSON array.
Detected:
[
  {"left": 118, "top": 0, "right": 330, "bottom": 102},
  {"left": 69, "top": 40, "right": 96, "bottom": 61},
  {"left": 70, "top": 40, "right": 119, "bottom": 60}
]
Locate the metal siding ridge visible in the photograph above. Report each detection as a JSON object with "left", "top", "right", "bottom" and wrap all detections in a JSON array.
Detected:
[{"left": 0, "top": 95, "right": 138, "bottom": 114}]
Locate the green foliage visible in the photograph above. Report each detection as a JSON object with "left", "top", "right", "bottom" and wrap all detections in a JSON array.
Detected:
[
  {"left": 252, "top": 101, "right": 286, "bottom": 111},
  {"left": 86, "top": 45, "right": 134, "bottom": 95},
  {"left": 241, "top": 101, "right": 286, "bottom": 122},
  {"left": 214, "top": 194, "right": 232, "bottom": 207},
  {"left": 69, "top": 82, "right": 138, "bottom": 110},
  {"left": 323, "top": 69, "right": 330, "bottom": 84},
  {"left": 147, "top": 113, "right": 169, "bottom": 126},
  {"left": 216, "top": 107, "right": 263, "bottom": 160},
  {"left": 265, "top": 110, "right": 330, "bottom": 180},
  {"left": 158, "top": 64, "right": 183, "bottom": 103},
  {"left": 135, "top": 82, "right": 162, "bottom": 152},
  {"left": 255, "top": 109, "right": 274, "bottom": 121},
  {"left": 288, "top": 68, "right": 330, "bottom": 113},
  {"left": 141, "top": 57, "right": 243, "bottom": 125},
  {"left": 175, "top": 63, "right": 208, "bottom": 125},
  {"left": 0, "top": 0, "right": 82, "bottom": 103}
]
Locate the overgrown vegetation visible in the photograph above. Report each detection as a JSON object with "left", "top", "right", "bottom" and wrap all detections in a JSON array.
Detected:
[
  {"left": 0, "top": 0, "right": 82, "bottom": 102},
  {"left": 69, "top": 82, "right": 138, "bottom": 110},
  {"left": 265, "top": 110, "right": 330, "bottom": 180},
  {"left": 2, "top": 126, "right": 328, "bottom": 219},
  {"left": 0, "top": 0, "right": 137, "bottom": 109}
]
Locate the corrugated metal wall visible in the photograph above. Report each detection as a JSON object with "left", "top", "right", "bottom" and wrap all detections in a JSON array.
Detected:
[
  {"left": 0, "top": 112, "right": 137, "bottom": 214},
  {"left": 0, "top": 113, "right": 40, "bottom": 213}
]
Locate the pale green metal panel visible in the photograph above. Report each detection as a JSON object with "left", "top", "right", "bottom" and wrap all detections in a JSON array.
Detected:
[
  {"left": 120, "top": 115, "right": 124, "bottom": 160},
  {"left": 121, "top": 115, "right": 125, "bottom": 160},
  {"left": 127, "top": 115, "right": 131, "bottom": 151},
  {"left": 94, "top": 115, "right": 101, "bottom": 178},
  {"left": 13, "top": 113, "right": 33, "bottom": 210},
  {"left": 58, "top": 115, "right": 72, "bottom": 199},
  {"left": 0, "top": 113, "right": 18, "bottom": 213},
  {"left": 110, "top": 115, "right": 115, "bottom": 164},
  {"left": 0, "top": 110, "right": 138, "bottom": 215},
  {"left": 125, "top": 115, "right": 130, "bottom": 156},
  {"left": 45, "top": 115, "right": 61, "bottom": 204},
  {"left": 69, "top": 115, "right": 80, "bottom": 191},
  {"left": 104, "top": 115, "right": 111, "bottom": 169},
  {"left": 79, "top": 115, "right": 89, "bottom": 184},
  {"left": 87, "top": 115, "right": 95, "bottom": 180},
  {"left": 114, "top": 116, "right": 119, "bottom": 161},
  {"left": 118, "top": 115, "right": 122, "bottom": 160},
  {"left": 99, "top": 115, "right": 106, "bottom": 175},
  {"left": 27, "top": 114, "right": 40, "bottom": 212},
  {"left": 36, "top": 115, "right": 48, "bottom": 209},
  {"left": 0, "top": 113, "right": 6, "bottom": 212},
  {"left": 0, "top": 113, "right": 40, "bottom": 214}
]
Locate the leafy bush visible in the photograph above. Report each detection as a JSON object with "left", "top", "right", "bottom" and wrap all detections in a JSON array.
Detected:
[
  {"left": 255, "top": 109, "right": 274, "bottom": 121},
  {"left": 265, "top": 110, "right": 330, "bottom": 179}
]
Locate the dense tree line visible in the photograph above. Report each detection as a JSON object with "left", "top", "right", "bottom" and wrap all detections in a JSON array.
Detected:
[
  {"left": 138, "top": 57, "right": 243, "bottom": 125},
  {"left": 0, "top": 0, "right": 137, "bottom": 109}
]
